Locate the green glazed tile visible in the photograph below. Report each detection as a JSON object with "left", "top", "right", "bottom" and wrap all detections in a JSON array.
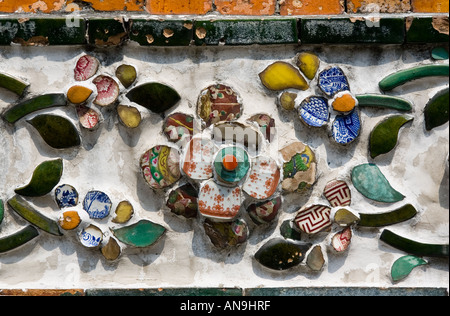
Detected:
[
  {"left": 0, "top": 199, "right": 4, "bottom": 225},
  {"left": 254, "top": 238, "right": 311, "bottom": 270},
  {"left": 87, "top": 288, "right": 243, "bottom": 296},
  {"left": 194, "top": 19, "right": 298, "bottom": 46},
  {"left": 112, "top": 219, "right": 166, "bottom": 248},
  {"left": 3, "top": 93, "right": 67, "bottom": 124},
  {"left": 380, "top": 229, "right": 449, "bottom": 258},
  {"left": 0, "top": 72, "right": 29, "bottom": 96},
  {"left": 431, "top": 47, "right": 449, "bottom": 60},
  {"left": 424, "top": 87, "right": 449, "bottom": 131},
  {"left": 300, "top": 18, "right": 404, "bottom": 44},
  {"left": 356, "top": 94, "right": 412, "bottom": 112},
  {"left": 280, "top": 220, "right": 302, "bottom": 241},
  {"left": 245, "top": 287, "right": 448, "bottom": 296},
  {"left": 129, "top": 19, "right": 193, "bottom": 46},
  {"left": 391, "top": 255, "right": 428, "bottom": 283},
  {"left": 115, "top": 64, "right": 137, "bottom": 88},
  {"left": 27, "top": 114, "right": 81, "bottom": 149},
  {"left": 87, "top": 18, "right": 128, "bottom": 46},
  {"left": 0, "top": 225, "right": 39, "bottom": 253},
  {"left": 369, "top": 114, "right": 413, "bottom": 158},
  {"left": 358, "top": 204, "right": 417, "bottom": 227},
  {"left": 351, "top": 163, "right": 405, "bottom": 203},
  {"left": 15, "top": 159, "right": 63, "bottom": 197},
  {"left": 406, "top": 17, "right": 449, "bottom": 43},
  {"left": 7, "top": 195, "right": 63, "bottom": 236},
  {"left": 126, "top": 82, "right": 181, "bottom": 114}
]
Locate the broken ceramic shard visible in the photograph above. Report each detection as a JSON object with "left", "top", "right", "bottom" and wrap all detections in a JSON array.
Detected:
[
  {"left": 27, "top": 114, "right": 81, "bottom": 149},
  {"left": 0, "top": 199, "right": 4, "bottom": 225},
  {"left": 203, "top": 218, "right": 248, "bottom": 249},
  {"left": 80, "top": 224, "right": 103, "bottom": 248},
  {"left": 254, "top": 238, "right": 311, "bottom": 270},
  {"left": 115, "top": 64, "right": 137, "bottom": 88},
  {"left": 214, "top": 145, "right": 249, "bottom": 185},
  {"left": 247, "top": 196, "right": 282, "bottom": 225},
  {"left": 141, "top": 145, "right": 181, "bottom": 189},
  {"left": 318, "top": 66, "right": 350, "bottom": 97},
  {"left": 358, "top": 204, "right": 417, "bottom": 227},
  {"left": 0, "top": 225, "right": 39, "bottom": 254},
  {"left": 391, "top": 255, "right": 428, "bottom": 283},
  {"left": 7, "top": 195, "right": 63, "bottom": 236},
  {"left": 379, "top": 64, "right": 449, "bottom": 92},
  {"left": 0, "top": 72, "right": 29, "bottom": 96},
  {"left": 331, "top": 109, "right": 361, "bottom": 145},
  {"left": 306, "top": 245, "right": 325, "bottom": 271},
  {"left": 248, "top": 114, "right": 275, "bottom": 143},
  {"left": 424, "top": 88, "right": 449, "bottom": 131},
  {"left": 198, "top": 179, "right": 241, "bottom": 220},
  {"left": 351, "top": 163, "right": 405, "bottom": 203},
  {"left": 111, "top": 201, "right": 134, "bottom": 224},
  {"left": 3, "top": 93, "right": 67, "bottom": 124},
  {"left": 295, "top": 52, "right": 320, "bottom": 80},
  {"left": 15, "top": 158, "right": 63, "bottom": 197},
  {"left": 323, "top": 179, "right": 351, "bottom": 207},
  {"left": 93, "top": 75, "right": 119, "bottom": 106},
  {"left": 112, "top": 219, "right": 166, "bottom": 248},
  {"left": 278, "top": 91, "right": 297, "bottom": 111},
  {"left": 67, "top": 85, "right": 93, "bottom": 104},
  {"left": 74, "top": 55, "right": 99, "bottom": 81},
  {"left": 126, "top": 82, "right": 181, "bottom": 114},
  {"left": 166, "top": 183, "right": 198, "bottom": 219},
  {"left": 197, "top": 84, "right": 242, "bottom": 127},
  {"left": 163, "top": 112, "right": 194, "bottom": 143},
  {"left": 356, "top": 94, "right": 413, "bottom": 112},
  {"left": 242, "top": 156, "right": 280, "bottom": 200},
  {"left": 280, "top": 141, "right": 317, "bottom": 193},
  {"left": 369, "top": 115, "right": 413, "bottom": 159},
  {"left": 331, "top": 226, "right": 352, "bottom": 252},
  {"left": 294, "top": 204, "right": 332, "bottom": 234},
  {"left": 330, "top": 91, "right": 358, "bottom": 114},
  {"left": 259, "top": 61, "right": 309, "bottom": 91},
  {"left": 76, "top": 104, "right": 101, "bottom": 130},
  {"left": 58, "top": 210, "right": 81, "bottom": 230},
  {"left": 431, "top": 47, "right": 449, "bottom": 60},
  {"left": 298, "top": 96, "right": 329, "bottom": 128},
  {"left": 332, "top": 207, "right": 360, "bottom": 227},
  {"left": 380, "top": 229, "right": 449, "bottom": 258},
  {"left": 117, "top": 104, "right": 141, "bottom": 128},
  {"left": 83, "top": 190, "right": 112, "bottom": 219},
  {"left": 280, "top": 220, "right": 302, "bottom": 241},
  {"left": 182, "top": 137, "right": 215, "bottom": 181},
  {"left": 101, "top": 237, "right": 122, "bottom": 261}
]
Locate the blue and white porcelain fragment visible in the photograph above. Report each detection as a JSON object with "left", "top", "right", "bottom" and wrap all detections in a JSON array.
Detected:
[
  {"left": 332, "top": 109, "right": 361, "bottom": 145},
  {"left": 79, "top": 224, "right": 103, "bottom": 248},
  {"left": 298, "top": 96, "right": 329, "bottom": 127},
  {"left": 83, "top": 190, "right": 112, "bottom": 219},
  {"left": 54, "top": 184, "right": 79, "bottom": 209},
  {"left": 318, "top": 66, "right": 350, "bottom": 97}
]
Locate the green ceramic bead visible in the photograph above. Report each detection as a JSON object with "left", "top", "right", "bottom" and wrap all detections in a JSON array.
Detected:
[
  {"left": 0, "top": 225, "right": 39, "bottom": 253},
  {"left": 424, "top": 88, "right": 449, "bottom": 131},
  {"left": 112, "top": 219, "right": 166, "bottom": 248},
  {"left": 356, "top": 94, "right": 412, "bottom": 111},
  {"left": 126, "top": 82, "right": 181, "bottom": 114},
  {"left": 358, "top": 204, "right": 417, "bottom": 227},
  {"left": 391, "top": 255, "right": 427, "bottom": 283},
  {"left": 0, "top": 72, "right": 29, "bottom": 96}
]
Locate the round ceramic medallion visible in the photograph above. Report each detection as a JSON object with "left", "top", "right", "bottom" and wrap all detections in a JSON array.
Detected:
[
  {"left": 213, "top": 146, "right": 250, "bottom": 185},
  {"left": 83, "top": 190, "right": 112, "bottom": 219},
  {"left": 140, "top": 145, "right": 181, "bottom": 189}
]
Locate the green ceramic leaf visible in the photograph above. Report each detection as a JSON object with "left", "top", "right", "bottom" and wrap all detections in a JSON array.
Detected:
[
  {"left": 0, "top": 225, "right": 39, "bottom": 253},
  {"left": 27, "top": 114, "right": 81, "bottom": 149},
  {"left": 254, "top": 238, "right": 311, "bottom": 270},
  {"left": 7, "top": 195, "right": 63, "bottom": 236},
  {"left": 112, "top": 219, "right": 166, "bottom": 247},
  {"left": 379, "top": 64, "right": 449, "bottom": 92},
  {"left": 380, "top": 229, "right": 449, "bottom": 258},
  {"left": 351, "top": 163, "right": 405, "bottom": 203},
  {"left": 391, "top": 255, "right": 428, "bottom": 282},
  {"left": 369, "top": 114, "right": 413, "bottom": 158},
  {"left": 0, "top": 199, "right": 4, "bottom": 225},
  {"left": 3, "top": 93, "right": 67, "bottom": 124},
  {"left": 358, "top": 204, "right": 417, "bottom": 227},
  {"left": 424, "top": 88, "right": 449, "bottom": 131},
  {"left": 126, "top": 82, "right": 181, "bottom": 114},
  {"left": 356, "top": 94, "right": 412, "bottom": 111},
  {"left": 0, "top": 72, "right": 29, "bottom": 96},
  {"left": 15, "top": 159, "right": 63, "bottom": 197}
]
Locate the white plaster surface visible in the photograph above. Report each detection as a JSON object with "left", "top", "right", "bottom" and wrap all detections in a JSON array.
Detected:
[{"left": 0, "top": 44, "right": 448, "bottom": 290}]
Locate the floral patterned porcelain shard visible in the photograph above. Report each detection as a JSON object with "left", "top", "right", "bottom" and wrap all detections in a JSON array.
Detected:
[
  {"left": 298, "top": 96, "right": 329, "bottom": 127},
  {"left": 141, "top": 145, "right": 181, "bottom": 189},
  {"left": 83, "top": 190, "right": 112, "bottom": 219},
  {"left": 54, "top": 184, "right": 79, "bottom": 209},
  {"left": 198, "top": 179, "right": 242, "bottom": 220}
]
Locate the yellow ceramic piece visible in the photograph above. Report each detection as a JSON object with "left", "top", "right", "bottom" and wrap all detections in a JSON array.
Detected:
[
  {"left": 67, "top": 85, "right": 93, "bottom": 104},
  {"left": 112, "top": 200, "right": 134, "bottom": 224},
  {"left": 101, "top": 237, "right": 121, "bottom": 261},
  {"left": 296, "top": 52, "right": 320, "bottom": 80},
  {"left": 279, "top": 91, "right": 297, "bottom": 110},
  {"left": 259, "top": 61, "right": 309, "bottom": 91},
  {"left": 117, "top": 105, "right": 142, "bottom": 128},
  {"left": 58, "top": 210, "right": 81, "bottom": 230},
  {"left": 332, "top": 92, "right": 357, "bottom": 113}
]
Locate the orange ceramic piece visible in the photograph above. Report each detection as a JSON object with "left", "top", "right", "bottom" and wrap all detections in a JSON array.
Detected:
[
  {"left": 332, "top": 93, "right": 357, "bottom": 113},
  {"left": 279, "top": 0, "right": 344, "bottom": 15},
  {"left": 66, "top": 0, "right": 144, "bottom": 11},
  {"left": 222, "top": 154, "right": 238, "bottom": 171},
  {"left": 347, "top": 0, "right": 411, "bottom": 13},
  {"left": 146, "top": 0, "right": 213, "bottom": 14},
  {"left": 215, "top": 0, "right": 276, "bottom": 15},
  {"left": 59, "top": 210, "right": 81, "bottom": 230},
  {"left": 67, "top": 85, "right": 93, "bottom": 104},
  {"left": 411, "top": 0, "right": 449, "bottom": 13},
  {"left": 0, "top": 0, "right": 64, "bottom": 13}
]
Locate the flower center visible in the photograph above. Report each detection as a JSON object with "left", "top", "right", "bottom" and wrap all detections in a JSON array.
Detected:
[{"left": 222, "top": 154, "right": 238, "bottom": 171}]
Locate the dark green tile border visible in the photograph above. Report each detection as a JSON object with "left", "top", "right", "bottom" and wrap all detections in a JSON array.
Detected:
[
  {"left": 129, "top": 19, "right": 194, "bottom": 46},
  {"left": 245, "top": 287, "right": 449, "bottom": 296},
  {"left": 86, "top": 288, "right": 243, "bottom": 296},
  {"left": 406, "top": 17, "right": 449, "bottom": 43}
]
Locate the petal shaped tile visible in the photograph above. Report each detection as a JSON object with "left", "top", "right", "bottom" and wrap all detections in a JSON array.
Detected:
[
  {"left": 182, "top": 137, "right": 216, "bottom": 181},
  {"left": 74, "top": 55, "right": 99, "bottom": 81},
  {"left": 198, "top": 179, "right": 241, "bottom": 221},
  {"left": 247, "top": 196, "right": 282, "bottom": 225},
  {"left": 424, "top": 87, "right": 449, "bottom": 131},
  {"left": 323, "top": 179, "right": 351, "bottom": 207},
  {"left": 58, "top": 210, "right": 81, "bottom": 230},
  {"left": 163, "top": 112, "right": 194, "bottom": 143},
  {"left": 67, "top": 85, "right": 93, "bottom": 104},
  {"left": 259, "top": 61, "right": 309, "bottom": 91},
  {"left": 358, "top": 204, "right": 417, "bottom": 227},
  {"left": 306, "top": 245, "right": 325, "bottom": 271},
  {"left": 79, "top": 224, "right": 103, "bottom": 248},
  {"left": 431, "top": 47, "right": 449, "bottom": 60},
  {"left": 166, "top": 183, "right": 198, "bottom": 219},
  {"left": 318, "top": 66, "right": 350, "bottom": 97},
  {"left": 298, "top": 96, "right": 329, "bottom": 127},
  {"left": 93, "top": 75, "right": 119, "bottom": 106},
  {"left": 111, "top": 201, "right": 134, "bottom": 224},
  {"left": 141, "top": 145, "right": 181, "bottom": 189},
  {"left": 294, "top": 204, "right": 332, "bottom": 234},
  {"left": 83, "top": 190, "right": 112, "bottom": 219},
  {"left": 332, "top": 207, "right": 360, "bottom": 227},
  {"left": 212, "top": 121, "right": 262, "bottom": 153},
  {"left": 331, "top": 109, "right": 361, "bottom": 145},
  {"left": 203, "top": 218, "right": 248, "bottom": 249},
  {"left": 351, "top": 163, "right": 405, "bottom": 203},
  {"left": 0, "top": 225, "right": 39, "bottom": 254},
  {"left": 278, "top": 91, "right": 297, "bottom": 111},
  {"left": 242, "top": 156, "right": 280, "bottom": 200},
  {"left": 126, "top": 82, "right": 181, "bottom": 114},
  {"left": 391, "top": 255, "right": 428, "bottom": 283},
  {"left": 112, "top": 219, "right": 166, "bottom": 248},
  {"left": 76, "top": 104, "right": 101, "bottom": 130},
  {"left": 101, "top": 237, "right": 122, "bottom": 261},
  {"left": 295, "top": 52, "right": 320, "bottom": 80},
  {"left": 247, "top": 113, "right": 275, "bottom": 143},
  {"left": 117, "top": 105, "right": 141, "bottom": 128},
  {"left": 115, "top": 64, "right": 137, "bottom": 88},
  {"left": 331, "top": 226, "right": 352, "bottom": 252}
]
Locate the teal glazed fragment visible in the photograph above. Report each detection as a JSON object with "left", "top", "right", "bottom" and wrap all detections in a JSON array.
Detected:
[
  {"left": 351, "top": 163, "right": 405, "bottom": 203},
  {"left": 112, "top": 219, "right": 166, "bottom": 248},
  {"left": 424, "top": 88, "right": 449, "bottom": 131},
  {"left": 126, "top": 82, "right": 181, "bottom": 114},
  {"left": 0, "top": 72, "right": 29, "bottom": 96},
  {"left": 369, "top": 115, "right": 413, "bottom": 158},
  {"left": 356, "top": 94, "right": 412, "bottom": 112},
  {"left": 431, "top": 47, "right": 449, "bottom": 60},
  {"left": 254, "top": 238, "right": 311, "bottom": 270},
  {"left": 391, "top": 255, "right": 428, "bottom": 283},
  {"left": 358, "top": 204, "right": 417, "bottom": 227},
  {"left": 380, "top": 229, "right": 449, "bottom": 258}
]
